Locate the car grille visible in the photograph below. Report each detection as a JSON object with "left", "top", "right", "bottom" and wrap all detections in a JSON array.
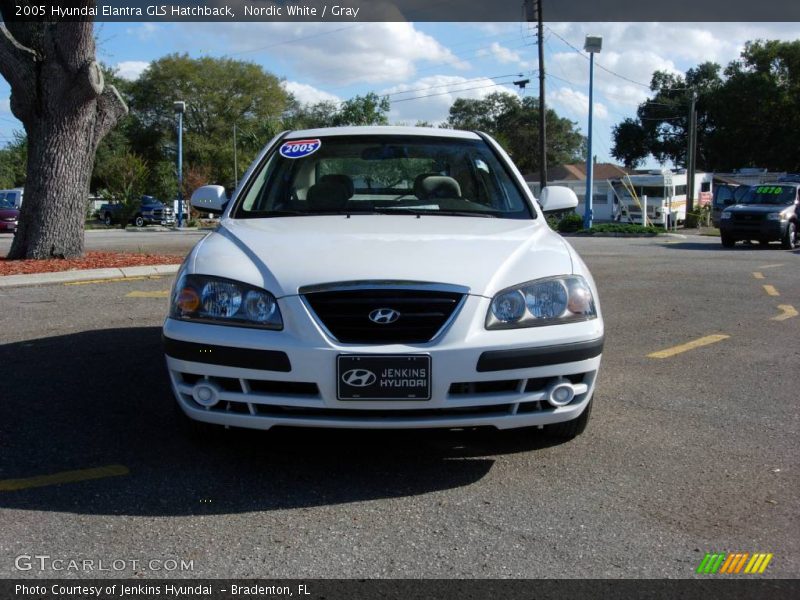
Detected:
[
  {"left": 303, "top": 288, "right": 464, "bottom": 344},
  {"left": 732, "top": 212, "right": 765, "bottom": 222},
  {"left": 153, "top": 208, "right": 174, "bottom": 219}
]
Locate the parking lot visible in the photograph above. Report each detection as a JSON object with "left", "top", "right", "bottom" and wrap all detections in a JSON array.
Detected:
[{"left": 0, "top": 233, "right": 798, "bottom": 578}]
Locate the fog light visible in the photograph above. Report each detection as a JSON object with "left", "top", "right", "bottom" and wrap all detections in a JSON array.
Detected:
[
  {"left": 547, "top": 381, "right": 576, "bottom": 407},
  {"left": 192, "top": 381, "right": 221, "bottom": 408}
]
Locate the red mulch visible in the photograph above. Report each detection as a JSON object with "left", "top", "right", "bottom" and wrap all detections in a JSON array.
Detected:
[{"left": 0, "top": 251, "right": 184, "bottom": 276}]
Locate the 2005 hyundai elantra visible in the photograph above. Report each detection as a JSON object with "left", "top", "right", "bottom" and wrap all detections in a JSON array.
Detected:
[{"left": 163, "top": 127, "right": 603, "bottom": 439}]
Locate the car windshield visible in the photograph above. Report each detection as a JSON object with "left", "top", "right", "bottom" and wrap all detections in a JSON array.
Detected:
[
  {"left": 740, "top": 185, "right": 797, "bottom": 205},
  {"left": 0, "top": 197, "right": 15, "bottom": 210},
  {"left": 234, "top": 135, "right": 533, "bottom": 219}
]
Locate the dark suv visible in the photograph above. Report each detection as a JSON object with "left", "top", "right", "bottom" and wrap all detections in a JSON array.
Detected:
[
  {"left": 100, "top": 195, "right": 175, "bottom": 227},
  {"left": 719, "top": 182, "right": 799, "bottom": 249}
]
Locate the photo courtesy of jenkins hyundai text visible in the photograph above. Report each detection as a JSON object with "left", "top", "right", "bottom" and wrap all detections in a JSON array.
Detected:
[{"left": 163, "top": 127, "right": 603, "bottom": 439}]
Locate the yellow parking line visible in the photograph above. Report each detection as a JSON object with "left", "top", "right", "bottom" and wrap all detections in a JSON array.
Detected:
[
  {"left": 65, "top": 276, "right": 162, "bottom": 286},
  {"left": 752, "top": 272, "right": 764, "bottom": 279},
  {"left": 126, "top": 290, "right": 170, "bottom": 298},
  {"left": 763, "top": 285, "right": 779, "bottom": 297},
  {"left": 0, "top": 465, "right": 129, "bottom": 492},
  {"left": 772, "top": 305, "right": 798, "bottom": 321},
  {"left": 647, "top": 334, "right": 730, "bottom": 359},
  {"left": 757, "top": 264, "right": 784, "bottom": 269}
]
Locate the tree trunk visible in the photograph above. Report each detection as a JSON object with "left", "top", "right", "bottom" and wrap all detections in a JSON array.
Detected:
[
  {"left": 0, "top": 5, "right": 128, "bottom": 259},
  {"left": 11, "top": 113, "right": 99, "bottom": 258}
]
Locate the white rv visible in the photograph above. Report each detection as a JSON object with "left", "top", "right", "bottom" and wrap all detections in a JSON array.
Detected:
[{"left": 611, "top": 171, "right": 713, "bottom": 227}]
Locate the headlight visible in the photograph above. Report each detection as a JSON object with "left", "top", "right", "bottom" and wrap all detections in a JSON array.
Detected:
[
  {"left": 766, "top": 212, "right": 784, "bottom": 221},
  {"left": 720, "top": 212, "right": 732, "bottom": 220},
  {"left": 170, "top": 274, "right": 282, "bottom": 329},
  {"left": 487, "top": 276, "right": 596, "bottom": 329}
]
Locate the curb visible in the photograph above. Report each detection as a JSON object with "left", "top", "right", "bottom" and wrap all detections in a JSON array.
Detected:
[{"left": 0, "top": 264, "right": 180, "bottom": 288}]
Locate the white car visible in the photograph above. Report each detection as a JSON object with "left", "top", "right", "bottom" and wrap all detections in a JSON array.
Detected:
[{"left": 164, "top": 127, "right": 603, "bottom": 439}]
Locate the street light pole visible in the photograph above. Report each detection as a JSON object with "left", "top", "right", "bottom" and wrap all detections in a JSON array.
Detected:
[
  {"left": 583, "top": 35, "right": 602, "bottom": 230},
  {"left": 233, "top": 123, "right": 238, "bottom": 189},
  {"left": 174, "top": 101, "right": 186, "bottom": 228}
]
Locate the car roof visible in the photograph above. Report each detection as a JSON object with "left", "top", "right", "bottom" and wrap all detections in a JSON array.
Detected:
[{"left": 283, "top": 126, "right": 482, "bottom": 141}]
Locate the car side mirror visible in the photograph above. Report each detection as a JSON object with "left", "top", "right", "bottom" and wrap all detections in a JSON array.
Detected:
[
  {"left": 539, "top": 186, "right": 579, "bottom": 212},
  {"left": 190, "top": 185, "right": 228, "bottom": 214}
]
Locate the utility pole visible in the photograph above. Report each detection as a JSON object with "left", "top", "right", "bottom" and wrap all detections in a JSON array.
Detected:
[
  {"left": 233, "top": 123, "right": 238, "bottom": 189},
  {"left": 525, "top": 0, "right": 547, "bottom": 191},
  {"left": 686, "top": 90, "right": 697, "bottom": 215}
]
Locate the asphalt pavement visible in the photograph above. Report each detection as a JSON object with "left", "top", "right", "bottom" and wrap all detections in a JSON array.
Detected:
[{"left": 0, "top": 233, "right": 798, "bottom": 579}]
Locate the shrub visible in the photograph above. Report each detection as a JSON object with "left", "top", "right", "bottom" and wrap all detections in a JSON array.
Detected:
[
  {"left": 557, "top": 213, "right": 584, "bottom": 233},
  {"left": 582, "top": 223, "right": 661, "bottom": 235}
]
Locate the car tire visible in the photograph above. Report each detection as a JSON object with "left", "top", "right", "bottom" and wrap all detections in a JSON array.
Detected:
[
  {"left": 134, "top": 215, "right": 145, "bottom": 227},
  {"left": 721, "top": 234, "right": 736, "bottom": 248},
  {"left": 103, "top": 213, "right": 113, "bottom": 226},
  {"left": 544, "top": 398, "right": 592, "bottom": 440},
  {"left": 781, "top": 221, "right": 797, "bottom": 250}
]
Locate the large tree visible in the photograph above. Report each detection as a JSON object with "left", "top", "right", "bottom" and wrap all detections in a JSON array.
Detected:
[
  {"left": 612, "top": 40, "right": 800, "bottom": 172},
  {"left": 283, "top": 92, "right": 391, "bottom": 130},
  {"left": 446, "top": 92, "right": 585, "bottom": 174},
  {"left": 125, "top": 54, "right": 289, "bottom": 190},
  {"left": 0, "top": 2, "right": 128, "bottom": 259}
]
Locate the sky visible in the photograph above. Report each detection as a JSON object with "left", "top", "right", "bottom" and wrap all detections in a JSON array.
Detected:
[{"left": 1, "top": 21, "right": 798, "bottom": 169}]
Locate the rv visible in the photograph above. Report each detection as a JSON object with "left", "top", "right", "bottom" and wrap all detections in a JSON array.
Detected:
[{"left": 611, "top": 171, "right": 713, "bottom": 227}]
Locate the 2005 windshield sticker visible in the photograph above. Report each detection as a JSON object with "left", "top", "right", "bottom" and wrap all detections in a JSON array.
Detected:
[{"left": 280, "top": 139, "right": 322, "bottom": 159}]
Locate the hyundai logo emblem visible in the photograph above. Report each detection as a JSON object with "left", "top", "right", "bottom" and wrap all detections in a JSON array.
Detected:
[
  {"left": 369, "top": 308, "right": 401, "bottom": 324},
  {"left": 341, "top": 369, "right": 377, "bottom": 387}
]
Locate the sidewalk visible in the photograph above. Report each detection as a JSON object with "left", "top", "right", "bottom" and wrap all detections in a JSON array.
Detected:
[{"left": 0, "top": 264, "right": 180, "bottom": 288}]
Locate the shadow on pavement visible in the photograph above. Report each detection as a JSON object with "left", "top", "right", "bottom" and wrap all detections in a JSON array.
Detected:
[
  {"left": 661, "top": 241, "right": 794, "bottom": 252},
  {"left": 0, "top": 327, "right": 562, "bottom": 516}
]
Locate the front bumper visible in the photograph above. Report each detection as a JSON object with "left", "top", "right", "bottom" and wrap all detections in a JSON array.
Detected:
[
  {"left": 719, "top": 219, "right": 784, "bottom": 240},
  {"left": 0, "top": 221, "right": 17, "bottom": 232},
  {"left": 163, "top": 295, "right": 603, "bottom": 431}
]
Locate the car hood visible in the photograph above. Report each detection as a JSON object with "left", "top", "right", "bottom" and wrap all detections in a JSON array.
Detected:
[
  {"left": 191, "top": 215, "right": 574, "bottom": 298},
  {"left": 0, "top": 209, "right": 19, "bottom": 219},
  {"left": 725, "top": 204, "right": 791, "bottom": 214}
]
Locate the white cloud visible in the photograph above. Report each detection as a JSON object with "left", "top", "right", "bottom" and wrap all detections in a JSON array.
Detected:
[
  {"left": 544, "top": 22, "right": 800, "bottom": 112},
  {"left": 549, "top": 87, "right": 608, "bottom": 122},
  {"left": 125, "top": 23, "right": 161, "bottom": 41},
  {"left": 282, "top": 81, "right": 340, "bottom": 105},
  {"left": 478, "top": 42, "right": 527, "bottom": 67},
  {"left": 115, "top": 61, "right": 150, "bottom": 81},
  {"left": 178, "top": 22, "right": 466, "bottom": 86},
  {"left": 382, "top": 75, "right": 518, "bottom": 124}
]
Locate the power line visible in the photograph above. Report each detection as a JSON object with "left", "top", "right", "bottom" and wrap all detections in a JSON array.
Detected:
[
  {"left": 389, "top": 80, "right": 519, "bottom": 104},
  {"left": 544, "top": 26, "right": 694, "bottom": 93},
  {"left": 385, "top": 73, "right": 522, "bottom": 99}
]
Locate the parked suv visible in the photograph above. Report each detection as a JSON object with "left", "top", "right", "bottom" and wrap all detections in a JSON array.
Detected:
[
  {"left": 719, "top": 182, "right": 799, "bottom": 249},
  {"left": 163, "top": 127, "right": 604, "bottom": 440},
  {"left": 100, "top": 195, "right": 175, "bottom": 227}
]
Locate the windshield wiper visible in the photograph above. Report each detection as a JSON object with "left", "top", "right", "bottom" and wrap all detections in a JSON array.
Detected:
[
  {"left": 372, "top": 207, "right": 497, "bottom": 218},
  {"left": 426, "top": 210, "right": 498, "bottom": 218}
]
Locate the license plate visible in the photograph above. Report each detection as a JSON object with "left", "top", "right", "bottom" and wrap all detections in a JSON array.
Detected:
[{"left": 337, "top": 355, "right": 431, "bottom": 400}]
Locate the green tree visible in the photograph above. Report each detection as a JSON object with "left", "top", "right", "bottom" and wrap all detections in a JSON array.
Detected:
[
  {"left": 0, "top": 132, "right": 27, "bottom": 188},
  {"left": 447, "top": 92, "right": 585, "bottom": 174},
  {"left": 95, "top": 151, "right": 149, "bottom": 229},
  {"left": 126, "top": 54, "right": 289, "bottom": 189},
  {"left": 612, "top": 40, "right": 800, "bottom": 172},
  {"left": 283, "top": 92, "right": 390, "bottom": 129}
]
